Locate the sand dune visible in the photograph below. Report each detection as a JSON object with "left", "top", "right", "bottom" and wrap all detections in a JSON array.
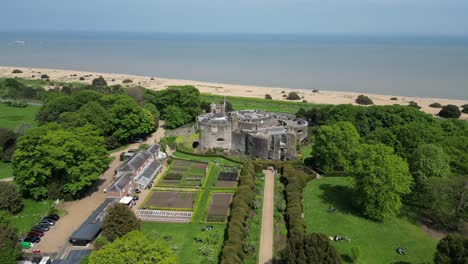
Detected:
[{"left": 1, "top": 66, "right": 467, "bottom": 119}]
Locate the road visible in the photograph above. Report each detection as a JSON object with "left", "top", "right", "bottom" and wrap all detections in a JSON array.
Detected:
[
  {"left": 35, "top": 122, "right": 166, "bottom": 255},
  {"left": 258, "top": 169, "right": 275, "bottom": 264}
]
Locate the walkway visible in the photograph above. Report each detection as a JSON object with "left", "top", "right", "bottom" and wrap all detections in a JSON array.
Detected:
[
  {"left": 36, "top": 122, "right": 167, "bottom": 255},
  {"left": 258, "top": 169, "right": 274, "bottom": 264}
]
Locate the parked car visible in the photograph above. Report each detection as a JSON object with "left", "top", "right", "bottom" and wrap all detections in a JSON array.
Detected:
[
  {"left": 31, "top": 225, "right": 50, "bottom": 232},
  {"left": 24, "top": 236, "right": 41, "bottom": 243},
  {"left": 40, "top": 219, "right": 55, "bottom": 226},
  {"left": 28, "top": 231, "right": 44, "bottom": 237},
  {"left": 43, "top": 214, "right": 60, "bottom": 221}
]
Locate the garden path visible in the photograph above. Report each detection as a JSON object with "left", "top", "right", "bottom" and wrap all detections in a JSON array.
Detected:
[{"left": 258, "top": 169, "right": 274, "bottom": 264}]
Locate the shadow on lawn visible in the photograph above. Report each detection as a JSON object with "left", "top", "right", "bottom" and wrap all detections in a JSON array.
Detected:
[{"left": 318, "top": 183, "right": 360, "bottom": 216}]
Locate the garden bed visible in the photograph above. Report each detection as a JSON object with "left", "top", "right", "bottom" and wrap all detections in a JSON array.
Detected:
[
  {"left": 144, "top": 191, "right": 197, "bottom": 209},
  {"left": 206, "top": 193, "right": 233, "bottom": 222}
]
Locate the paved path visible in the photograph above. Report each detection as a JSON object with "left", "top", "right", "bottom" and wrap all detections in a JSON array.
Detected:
[
  {"left": 258, "top": 169, "right": 274, "bottom": 264},
  {"left": 0, "top": 177, "right": 14, "bottom": 182},
  {"left": 36, "top": 122, "right": 166, "bottom": 255}
]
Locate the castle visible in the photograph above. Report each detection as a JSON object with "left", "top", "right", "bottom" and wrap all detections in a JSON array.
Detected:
[{"left": 196, "top": 103, "right": 308, "bottom": 160}]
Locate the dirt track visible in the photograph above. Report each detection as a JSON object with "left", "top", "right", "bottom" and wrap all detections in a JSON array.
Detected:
[
  {"left": 34, "top": 122, "right": 166, "bottom": 255},
  {"left": 258, "top": 169, "right": 274, "bottom": 264}
]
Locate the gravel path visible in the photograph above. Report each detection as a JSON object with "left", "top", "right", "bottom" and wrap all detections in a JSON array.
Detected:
[
  {"left": 35, "top": 122, "right": 166, "bottom": 255},
  {"left": 258, "top": 169, "right": 274, "bottom": 264}
]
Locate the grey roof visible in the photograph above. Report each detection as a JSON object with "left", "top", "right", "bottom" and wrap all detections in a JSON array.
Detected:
[
  {"left": 134, "top": 160, "right": 161, "bottom": 188},
  {"left": 119, "top": 151, "right": 152, "bottom": 172},
  {"left": 147, "top": 144, "right": 160, "bottom": 155},
  {"left": 52, "top": 250, "right": 92, "bottom": 264},
  {"left": 69, "top": 198, "right": 115, "bottom": 241},
  {"left": 106, "top": 172, "right": 133, "bottom": 193}
]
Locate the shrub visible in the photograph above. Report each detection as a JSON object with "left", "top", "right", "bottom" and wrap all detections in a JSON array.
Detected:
[
  {"left": 150, "top": 77, "right": 155, "bottom": 80},
  {"left": 12, "top": 69, "right": 22, "bottom": 74},
  {"left": 429, "top": 102, "right": 443, "bottom": 108},
  {"left": 434, "top": 233, "right": 467, "bottom": 264},
  {"left": 40, "top": 74, "right": 49, "bottom": 79},
  {"left": 122, "top": 79, "right": 133, "bottom": 84},
  {"left": 281, "top": 91, "right": 285, "bottom": 93},
  {"left": 462, "top": 108, "right": 468, "bottom": 114},
  {"left": 0, "top": 182, "right": 22, "bottom": 213},
  {"left": 286, "top": 92, "right": 301, "bottom": 100},
  {"left": 79, "top": 77, "right": 85, "bottom": 81},
  {"left": 101, "top": 203, "right": 140, "bottom": 242},
  {"left": 312, "top": 89, "right": 319, "bottom": 93},
  {"left": 355, "top": 95, "right": 373, "bottom": 105},
  {"left": 438, "top": 105, "right": 461, "bottom": 119},
  {"left": 390, "top": 97, "right": 398, "bottom": 100},
  {"left": 302, "top": 100, "right": 307, "bottom": 103},
  {"left": 92, "top": 76, "right": 107, "bottom": 86},
  {"left": 265, "top": 94, "right": 272, "bottom": 100}
]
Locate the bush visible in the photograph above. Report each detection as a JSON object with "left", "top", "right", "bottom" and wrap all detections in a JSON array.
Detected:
[
  {"left": 92, "top": 76, "right": 107, "bottom": 86},
  {"left": 462, "top": 108, "right": 468, "bottom": 114},
  {"left": 434, "top": 233, "right": 467, "bottom": 264},
  {"left": 438, "top": 105, "right": 461, "bottom": 119},
  {"left": 286, "top": 92, "right": 301, "bottom": 100},
  {"left": 355, "top": 95, "right": 373, "bottom": 105},
  {"left": 0, "top": 182, "right": 22, "bottom": 213},
  {"left": 40, "top": 74, "right": 49, "bottom": 79},
  {"left": 312, "top": 89, "right": 319, "bottom": 93},
  {"left": 101, "top": 203, "right": 140, "bottom": 242},
  {"left": 265, "top": 94, "right": 272, "bottom": 100},
  {"left": 122, "top": 79, "right": 133, "bottom": 84},
  {"left": 79, "top": 77, "right": 85, "bottom": 81},
  {"left": 408, "top": 101, "right": 421, "bottom": 109},
  {"left": 390, "top": 97, "right": 398, "bottom": 100},
  {"left": 12, "top": 69, "right": 22, "bottom": 74},
  {"left": 429, "top": 102, "right": 443, "bottom": 108}
]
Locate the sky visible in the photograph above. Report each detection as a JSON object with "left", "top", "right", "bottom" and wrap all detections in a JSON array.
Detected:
[{"left": 1, "top": 0, "right": 468, "bottom": 35}]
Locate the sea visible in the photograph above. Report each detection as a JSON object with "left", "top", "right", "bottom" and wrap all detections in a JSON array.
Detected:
[{"left": 1, "top": 32, "right": 467, "bottom": 100}]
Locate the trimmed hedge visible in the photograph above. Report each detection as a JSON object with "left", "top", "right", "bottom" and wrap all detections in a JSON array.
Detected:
[{"left": 220, "top": 160, "right": 257, "bottom": 264}]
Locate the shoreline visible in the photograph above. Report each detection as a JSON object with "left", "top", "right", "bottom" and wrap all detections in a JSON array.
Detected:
[{"left": 1, "top": 65, "right": 467, "bottom": 119}]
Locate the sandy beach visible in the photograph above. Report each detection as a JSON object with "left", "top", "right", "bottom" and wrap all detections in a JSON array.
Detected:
[{"left": 1, "top": 66, "right": 467, "bottom": 119}]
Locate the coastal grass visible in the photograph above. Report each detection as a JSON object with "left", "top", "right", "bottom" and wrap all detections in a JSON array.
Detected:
[
  {"left": 0, "top": 161, "right": 13, "bottom": 179},
  {"left": 0, "top": 104, "right": 40, "bottom": 130},
  {"left": 201, "top": 93, "right": 316, "bottom": 114},
  {"left": 303, "top": 177, "right": 438, "bottom": 263},
  {"left": 172, "top": 151, "right": 241, "bottom": 166},
  {"left": 12, "top": 199, "right": 52, "bottom": 235}
]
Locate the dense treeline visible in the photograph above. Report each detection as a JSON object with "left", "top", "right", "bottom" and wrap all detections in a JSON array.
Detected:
[
  {"left": 220, "top": 160, "right": 257, "bottom": 264},
  {"left": 0, "top": 212, "right": 20, "bottom": 264},
  {"left": 280, "top": 164, "right": 341, "bottom": 264},
  {"left": 298, "top": 104, "right": 468, "bottom": 231}
]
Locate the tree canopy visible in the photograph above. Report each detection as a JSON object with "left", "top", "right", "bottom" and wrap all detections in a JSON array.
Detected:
[
  {"left": 434, "top": 233, "right": 468, "bottom": 264},
  {"left": 283, "top": 233, "right": 341, "bottom": 264},
  {"left": 12, "top": 124, "right": 109, "bottom": 199},
  {"left": 101, "top": 204, "right": 140, "bottom": 242},
  {"left": 409, "top": 144, "right": 450, "bottom": 185},
  {"left": 351, "top": 144, "right": 413, "bottom": 221},
  {"left": 0, "top": 182, "right": 22, "bottom": 214},
  {"left": 438, "top": 105, "right": 461, "bottom": 119},
  {"left": 0, "top": 220, "right": 19, "bottom": 264},
  {"left": 87, "top": 231, "right": 176, "bottom": 264}
]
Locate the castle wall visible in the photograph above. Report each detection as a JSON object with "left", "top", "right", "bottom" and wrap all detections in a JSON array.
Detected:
[{"left": 199, "top": 120, "right": 232, "bottom": 149}]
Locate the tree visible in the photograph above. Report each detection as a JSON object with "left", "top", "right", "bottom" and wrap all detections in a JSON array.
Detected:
[
  {"left": 13, "top": 124, "right": 109, "bottom": 199},
  {"left": 351, "top": 144, "right": 413, "bottom": 221},
  {"left": 101, "top": 204, "right": 140, "bottom": 242},
  {"left": 409, "top": 144, "right": 450, "bottom": 185},
  {"left": 287, "top": 92, "right": 301, "bottom": 100},
  {"left": 312, "top": 121, "right": 360, "bottom": 171},
  {"left": 36, "top": 95, "right": 80, "bottom": 124},
  {"left": 355, "top": 95, "right": 373, "bottom": 105},
  {"left": 438, "top": 105, "right": 461, "bottom": 119},
  {"left": 434, "top": 234, "right": 467, "bottom": 264},
  {"left": 91, "top": 76, "right": 107, "bottom": 86},
  {"left": 283, "top": 233, "right": 341, "bottom": 264},
  {"left": 265, "top": 94, "right": 272, "bottom": 99},
  {"left": 0, "top": 182, "right": 22, "bottom": 214},
  {"left": 163, "top": 105, "right": 191, "bottom": 129},
  {"left": 110, "top": 97, "right": 155, "bottom": 141},
  {"left": 0, "top": 222, "right": 19, "bottom": 264},
  {"left": 0, "top": 128, "right": 16, "bottom": 159},
  {"left": 126, "top": 86, "right": 146, "bottom": 106},
  {"left": 78, "top": 102, "right": 112, "bottom": 134},
  {"left": 87, "top": 231, "right": 176, "bottom": 264}
]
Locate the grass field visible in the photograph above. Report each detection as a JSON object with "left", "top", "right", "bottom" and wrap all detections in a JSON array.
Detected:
[
  {"left": 0, "top": 104, "right": 40, "bottom": 130},
  {"left": 201, "top": 93, "right": 316, "bottom": 114},
  {"left": 303, "top": 177, "right": 438, "bottom": 264},
  {"left": 172, "top": 151, "right": 242, "bottom": 166},
  {"left": 12, "top": 199, "right": 52, "bottom": 235},
  {"left": 0, "top": 161, "right": 13, "bottom": 179}
]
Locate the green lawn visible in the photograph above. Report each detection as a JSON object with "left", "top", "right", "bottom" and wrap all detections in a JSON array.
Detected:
[
  {"left": 0, "top": 161, "right": 13, "bottom": 179},
  {"left": 12, "top": 199, "right": 52, "bottom": 235},
  {"left": 303, "top": 177, "right": 438, "bottom": 264},
  {"left": 201, "top": 94, "right": 316, "bottom": 114},
  {"left": 299, "top": 144, "right": 312, "bottom": 160},
  {"left": 172, "top": 151, "right": 242, "bottom": 166},
  {"left": 0, "top": 104, "right": 40, "bottom": 130}
]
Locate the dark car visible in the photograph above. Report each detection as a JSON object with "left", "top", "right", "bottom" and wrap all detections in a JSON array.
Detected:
[
  {"left": 43, "top": 214, "right": 60, "bottom": 221},
  {"left": 23, "top": 236, "right": 41, "bottom": 243},
  {"left": 31, "top": 225, "right": 50, "bottom": 232},
  {"left": 40, "top": 219, "right": 55, "bottom": 226},
  {"left": 28, "top": 231, "right": 44, "bottom": 237}
]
